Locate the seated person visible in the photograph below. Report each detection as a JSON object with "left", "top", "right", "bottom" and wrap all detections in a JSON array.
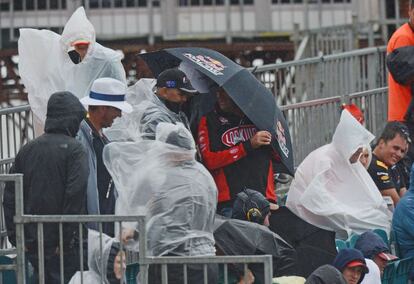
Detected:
[
  {"left": 305, "top": 264, "right": 347, "bottom": 284},
  {"left": 368, "top": 122, "right": 410, "bottom": 205},
  {"left": 232, "top": 188, "right": 277, "bottom": 227},
  {"left": 354, "top": 231, "right": 397, "bottom": 277},
  {"left": 333, "top": 249, "right": 369, "bottom": 284},
  {"left": 286, "top": 109, "right": 391, "bottom": 239},
  {"left": 69, "top": 230, "right": 125, "bottom": 284}
]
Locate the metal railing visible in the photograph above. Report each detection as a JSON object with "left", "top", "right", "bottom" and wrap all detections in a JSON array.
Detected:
[
  {"left": 0, "top": 174, "right": 274, "bottom": 284},
  {"left": 0, "top": 87, "right": 388, "bottom": 172},
  {"left": 0, "top": 105, "right": 34, "bottom": 160},
  {"left": 281, "top": 87, "right": 388, "bottom": 167},
  {"left": 252, "top": 46, "right": 387, "bottom": 106}
]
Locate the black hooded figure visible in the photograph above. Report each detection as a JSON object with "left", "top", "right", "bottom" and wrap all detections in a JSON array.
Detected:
[{"left": 3, "top": 92, "right": 89, "bottom": 283}]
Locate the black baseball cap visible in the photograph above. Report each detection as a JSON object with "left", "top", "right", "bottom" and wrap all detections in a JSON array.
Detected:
[{"left": 156, "top": 68, "right": 198, "bottom": 95}]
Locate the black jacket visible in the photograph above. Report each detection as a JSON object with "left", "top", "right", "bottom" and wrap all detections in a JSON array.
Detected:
[
  {"left": 198, "top": 106, "right": 277, "bottom": 205},
  {"left": 3, "top": 92, "right": 88, "bottom": 254}
]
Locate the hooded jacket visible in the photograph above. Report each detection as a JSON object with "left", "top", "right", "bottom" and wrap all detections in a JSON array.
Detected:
[
  {"left": 69, "top": 230, "right": 120, "bottom": 284},
  {"left": 305, "top": 265, "right": 347, "bottom": 284},
  {"left": 354, "top": 231, "right": 390, "bottom": 259},
  {"left": 333, "top": 249, "right": 368, "bottom": 284},
  {"left": 3, "top": 92, "right": 88, "bottom": 253},
  {"left": 392, "top": 166, "right": 414, "bottom": 258}
]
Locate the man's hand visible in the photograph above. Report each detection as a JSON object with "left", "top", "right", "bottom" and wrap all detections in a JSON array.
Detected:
[
  {"left": 121, "top": 228, "right": 136, "bottom": 244},
  {"left": 250, "top": 131, "right": 272, "bottom": 149}
]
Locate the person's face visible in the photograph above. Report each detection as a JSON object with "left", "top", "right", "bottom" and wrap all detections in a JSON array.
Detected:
[
  {"left": 101, "top": 106, "right": 122, "bottom": 128},
  {"left": 359, "top": 148, "right": 370, "bottom": 168},
  {"left": 160, "top": 88, "right": 189, "bottom": 104},
  {"left": 74, "top": 43, "right": 89, "bottom": 60},
  {"left": 349, "top": 147, "right": 363, "bottom": 164},
  {"left": 377, "top": 134, "right": 408, "bottom": 166},
  {"left": 342, "top": 266, "right": 363, "bottom": 284},
  {"left": 373, "top": 254, "right": 388, "bottom": 276},
  {"left": 216, "top": 89, "right": 242, "bottom": 116}
]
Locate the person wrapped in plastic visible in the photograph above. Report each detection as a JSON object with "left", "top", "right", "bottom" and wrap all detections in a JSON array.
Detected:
[
  {"left": 18, "top": 6, "right": 126, "bottom": 135},
  {"left": 103, "top": 122, "right": 218, "bottom": 283},
  {"left": 286, "top": 110, "right": 392, "bottom": 239},
  {"left": 69, "top": 230, "right": 125, "bottom": 284}
]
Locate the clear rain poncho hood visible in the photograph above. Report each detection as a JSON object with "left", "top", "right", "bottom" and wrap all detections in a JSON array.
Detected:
[
  {"left": 18, "top": 6, "right": 126, "bottom": 135},
  {"left": 69, "top": 230, "right": 120, "bottom": 284},
  {"left": 103, "top": 122, "right": 217, "bottom": 256},
  {"left": 286, "top": 110, "right": 392, "bottom": 239}
]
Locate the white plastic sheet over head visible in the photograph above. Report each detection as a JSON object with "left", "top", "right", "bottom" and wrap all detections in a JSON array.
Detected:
[
  {"left": 103, "top": 122, "right": 217, "bottom": 256},
  {"left": 18, "top": 7, "right": 126, "bottom": 135},
  {"left": 286, "top": 110, "right": 392, "bottom": 239},
  {"left": 69, "top": 230, "right": 118, "bottom": 284}
]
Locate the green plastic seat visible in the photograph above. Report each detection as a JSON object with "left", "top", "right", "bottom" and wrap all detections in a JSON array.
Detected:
[
  {"left": 346, "top": 233, "right": 360, "bottom": 248},
  {"left": 126, "top": 262, "right": 139, "bottom": 284},
  {"left": 393, "top": 257, "right": 414, "bottom": 284},
  {"left": 335, "top": 239, "right": 348, "bottom": 251},
  {"left": 382, "top": 261, "right": 396, "bottom": 284}
]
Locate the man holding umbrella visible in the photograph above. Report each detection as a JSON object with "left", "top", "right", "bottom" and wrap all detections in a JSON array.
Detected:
[{"left": 198, "top": 88, "right": 279, "bottom": 217}]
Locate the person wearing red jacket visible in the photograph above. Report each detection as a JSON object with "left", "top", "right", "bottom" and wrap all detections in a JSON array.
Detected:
[{"left": 198, "top": 88, "right": 279, "bottom": 216}]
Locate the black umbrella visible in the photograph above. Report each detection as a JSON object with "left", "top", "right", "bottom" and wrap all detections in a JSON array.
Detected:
[
  {"left": 213, "top": 217, "right": 298, "bottom": 282},
  {"left": 138, "top": 47, "right": 294, "bottom": 175},
  {"left": 269, "top": 206, "right": 337, "bottom": 278}
]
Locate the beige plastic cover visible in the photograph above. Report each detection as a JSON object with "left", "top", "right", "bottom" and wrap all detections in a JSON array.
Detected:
[
  {"left": 286, "top": 110, "right": 392, "bottom": 239},
  {"left": 18, "top": 7, "right": 125, "bottom": 134}
]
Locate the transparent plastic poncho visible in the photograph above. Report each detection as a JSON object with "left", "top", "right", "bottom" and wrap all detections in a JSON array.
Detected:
[
  {"left": 103, "top": 122, "right": 217, "bottom": 256},
  {"left": 18, "top": 6, "right": 126, "bottom": 135},
  {"left": 286, "top": 110, "right": 392, "bottom": 239},
  {"left": 69, "top": 230, "right": 119, "bottom": 284}
]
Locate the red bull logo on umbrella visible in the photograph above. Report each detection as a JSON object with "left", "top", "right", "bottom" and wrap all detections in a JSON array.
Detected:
[
  {"left": 183, "top": 53, "right": 226, "bottom": 76},
  {"left": 275, "top": 120, "right": 289, "bottom": 158}
]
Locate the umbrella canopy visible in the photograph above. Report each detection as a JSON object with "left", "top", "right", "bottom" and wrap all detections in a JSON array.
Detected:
[
  {"left": 269, "top": 206, "right": 337, "bottom": 278},
  {"left": 139, "top": 47, "right": 294, "bottom": 175},
  {"left": 213, "top": 217, "right": 298, "bottom": 282}
]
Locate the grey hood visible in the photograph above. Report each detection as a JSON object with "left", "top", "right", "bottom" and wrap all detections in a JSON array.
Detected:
[
  {"left": 305, "top": 265, "right": 347, "bottom": 284},
  {"left": 44, "top": 91, "right": 86, "bottom": 137}
]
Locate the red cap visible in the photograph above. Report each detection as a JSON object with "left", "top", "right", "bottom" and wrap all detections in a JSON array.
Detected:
[
  {"left": 377, "top": 252, "right": 398, "bottom": 261},
  {"left": 71, "top": 39, "right": 90, "bottom": 46},
  {"left": 347, "top": 260, "right": 366, "bottom": 268},
  {"left": 342, "top": 103, "right": 364, "bottom": 124}
]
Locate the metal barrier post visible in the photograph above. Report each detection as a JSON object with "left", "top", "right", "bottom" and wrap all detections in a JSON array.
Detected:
[
  {"left": 263, "top": 255, "right": 273, "bottom": 284},
  {"left": 12, "top": 174, "right": 26, "bottom": 284},
  {"left": 138, "top": 213, "right": 148, "bottom": 284}
]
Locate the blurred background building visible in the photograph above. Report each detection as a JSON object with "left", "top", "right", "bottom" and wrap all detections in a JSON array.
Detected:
[{"left": 0, "top": 0, "right": 410, "bottom": 103}]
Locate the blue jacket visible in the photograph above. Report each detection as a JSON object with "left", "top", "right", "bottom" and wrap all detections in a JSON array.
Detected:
[
  {"left": 392, "top": 163, "right": 414, "bottom": 258},
  {"left": 332, "top": 248, "right": 368, "bottom": 284}
]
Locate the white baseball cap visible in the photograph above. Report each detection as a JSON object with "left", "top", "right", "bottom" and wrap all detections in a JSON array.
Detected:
[{"left": 80, "top": 78, "right": 132, "bottom": 113}]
